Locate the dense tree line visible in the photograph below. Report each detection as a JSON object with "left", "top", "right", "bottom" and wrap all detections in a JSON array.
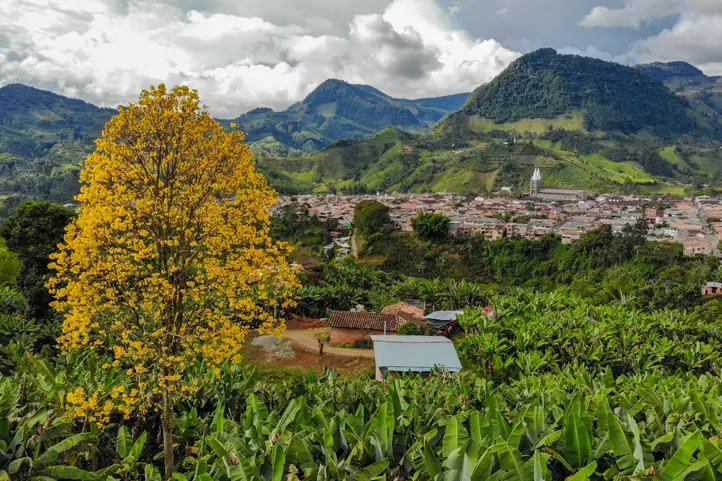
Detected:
[{"left": 350, "top": 219, "right": 717, "bottom": 311}]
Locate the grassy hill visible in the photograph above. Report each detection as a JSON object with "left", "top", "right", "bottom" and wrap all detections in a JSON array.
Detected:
[
  {"left": 222, "top": 79, "right": 469, "bottom": 154},
  {"left": 260, "top": 126, "right": 699, "bottom": 196},
  {"left": 263, "top": 50, "right": 722, "bottom": 196}
]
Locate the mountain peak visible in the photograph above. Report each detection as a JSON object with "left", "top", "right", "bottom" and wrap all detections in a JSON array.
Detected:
[
  {"left": 315, "top": 78, "right": 351, "bottom": 89},
  {"left": 519, "top": 48, "right": 558, "bottom": 64}
]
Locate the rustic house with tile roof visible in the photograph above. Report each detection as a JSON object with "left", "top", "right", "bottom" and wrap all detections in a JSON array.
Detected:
[{"left": 328, "top": 311, "right": 406, "bottom": 344}]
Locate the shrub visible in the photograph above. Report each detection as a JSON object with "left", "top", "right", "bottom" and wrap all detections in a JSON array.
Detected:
[
  {"left": 398, "top": 323, "right": 422, "bottom": 335},
  {"left": 352, "top": 338, "right": 373, "bottom": 349}
]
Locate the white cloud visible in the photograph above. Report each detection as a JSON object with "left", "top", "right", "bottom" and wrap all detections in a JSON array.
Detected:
[
  {"left": 558, "top": 45, "right": 615, "bottom": 62},
  {"left": 581, "top": 0, "right": 722, "bottom": 29},
  {"left": 581, "top": 1, "right": 722, "bottom": 75},
  {"left": 619, "top": 13, "right": 722, "bottom": 74},
  {"left": 0, "top": 0, "right": 519, "bottom": 117}
]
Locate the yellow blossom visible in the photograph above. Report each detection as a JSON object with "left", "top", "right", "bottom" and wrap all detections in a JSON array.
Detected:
[{"left": 46, "top": 85, "right": 299, "bottom": 473}]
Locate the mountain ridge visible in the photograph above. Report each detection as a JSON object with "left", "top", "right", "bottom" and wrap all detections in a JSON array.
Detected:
[
  {"left": 225, "top": 78, "right": 469, "bottom": 154},
  {"left": 262, "top": 50, "right": 722, "bottom": 197},
  {"left": 0, "top": 80, "right": 469, "bottom": 205}
]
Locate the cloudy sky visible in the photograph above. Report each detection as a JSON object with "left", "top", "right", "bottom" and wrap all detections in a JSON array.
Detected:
[{"left": 1, "top": 0, "right": 720, "bottom": 117}]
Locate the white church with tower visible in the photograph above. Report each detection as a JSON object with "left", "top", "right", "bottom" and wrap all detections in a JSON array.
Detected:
[{"left": 528, "top": 167, "right": 587, "bottom": 201}]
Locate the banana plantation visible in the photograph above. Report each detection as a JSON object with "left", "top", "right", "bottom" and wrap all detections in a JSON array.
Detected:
[{"left": 4, "top": 290, "right": 722, "bottom": 481}]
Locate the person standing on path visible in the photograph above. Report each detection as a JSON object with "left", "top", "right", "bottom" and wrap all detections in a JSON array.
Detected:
[{"left": 318, "top": 339, "right": 324, "bottom": 356}]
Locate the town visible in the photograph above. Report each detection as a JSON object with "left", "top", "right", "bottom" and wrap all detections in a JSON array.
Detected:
[{"left": 273, "top": 171, "right": 722, "bottom": 258}]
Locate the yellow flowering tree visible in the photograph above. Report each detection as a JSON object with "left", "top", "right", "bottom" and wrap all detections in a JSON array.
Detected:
[{"left": 47, "top": 84, "right": 298, "bottom": 479}]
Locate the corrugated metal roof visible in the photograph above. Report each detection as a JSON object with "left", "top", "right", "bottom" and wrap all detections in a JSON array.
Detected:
[
  {"left": 371, "top": 335, "right": 462, "bottom": 373},
  {"left": 425, "top": 311, "right": 463, "bottom": 321}
]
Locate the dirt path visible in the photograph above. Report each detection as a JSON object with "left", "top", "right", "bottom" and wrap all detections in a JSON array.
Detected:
[
  {"left": 351, "top": 228, "right": 359, "bottom": 259},
  {"left": 283, "top": 330, "right": 374, "bottom": 358}
]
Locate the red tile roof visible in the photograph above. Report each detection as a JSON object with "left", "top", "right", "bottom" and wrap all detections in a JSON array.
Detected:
[
  {"left": 329, "top": 311, "right": 406, "bottom": 332},
  {"left": 381, "top": 302, "right": 425, "bottom": 322}
]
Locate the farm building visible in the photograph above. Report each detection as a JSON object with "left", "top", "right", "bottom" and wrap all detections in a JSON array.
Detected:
[
  {"left": 328, "top": 311, "right": 406, "bottom": 344},
  {"left": 380, "top": 302, "right": 425, "bottom": 323},
  {"left": 371, "top": 335, "right": 462, "bottom": 380},
  {"left": 702, "top": 282, "right": 722, "bottom": 296}
]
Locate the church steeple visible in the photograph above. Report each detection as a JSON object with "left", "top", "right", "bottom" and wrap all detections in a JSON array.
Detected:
[{"left": 530, "top": 167, "right": 542, "bottom": 196}]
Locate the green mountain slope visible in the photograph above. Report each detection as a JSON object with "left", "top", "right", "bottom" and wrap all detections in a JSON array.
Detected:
[
  {"left": 635, "top": 61, "right": 722, "bottom": 132},
  {"left": 0, "top": 84, "right": 114, "bottom": 205},
  {"left": 0, "top": 81, "right": 467, "bottom": 206},
  {"left": 457, "top": 48, "right": 706, "bottom": 138},
  {"left": 2, "top": 52, "right": 722, "bottom": 202},
  {"left": 224, "top": 79, "right": 469, "bottom": 154},
  {"left": 264, "top": 50, "right": 722, "bottom": 196}
]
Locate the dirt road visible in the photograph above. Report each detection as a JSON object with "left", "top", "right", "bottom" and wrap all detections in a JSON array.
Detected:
[{"left": 283, "top": 330, "right": 374, "bottom": 358}]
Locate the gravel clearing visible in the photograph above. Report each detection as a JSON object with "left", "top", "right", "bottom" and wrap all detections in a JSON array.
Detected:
[{"left": 252, "top": 335, "right": 283, "bottom": 347}]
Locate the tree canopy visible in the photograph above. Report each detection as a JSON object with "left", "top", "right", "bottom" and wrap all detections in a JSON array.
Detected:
[
  {"left": 411, "top": 212, "right": 450, "bottom": 242},
  {"left": 354, "top": 200, "right": 392, "bottom": 236},
  {"left": 0, "top": 201, "right": 76, "bottom": 319}
]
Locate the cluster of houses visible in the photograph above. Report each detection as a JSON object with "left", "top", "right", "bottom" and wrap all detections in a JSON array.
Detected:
[{"left": 272, "top": 191, "right": 722, "bottom": 257}]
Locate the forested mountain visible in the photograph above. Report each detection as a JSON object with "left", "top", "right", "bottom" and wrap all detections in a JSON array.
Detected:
[
  {"left": 635, "top": 61, "right": 722, "bottom": 132},
  {"left": 264, "top": 50, "right": 722, "bottom": 196},
  {"left": 455, "top": 48, "right": 708, "bottom": 138},
  {"left": 0, "top": 81, "right": 467, "bottom": 207},
  {"left": 3, "top": 50, "right": 722, "bottom": 203},
  {"left": 634, "top": 61, "right": 713, "bottom": 83},
  {"left": 223, "top": 79, "right": 469, "bottom": 154}
]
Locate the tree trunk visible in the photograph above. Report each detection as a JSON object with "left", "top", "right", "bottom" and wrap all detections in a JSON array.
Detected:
[{"left": 162, "top": 386, "right": 174, "bottom": 480}]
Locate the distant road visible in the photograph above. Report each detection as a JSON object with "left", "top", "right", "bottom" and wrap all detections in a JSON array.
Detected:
[{"left": 283, "top": 330, "right": 374, "bottom": 358}]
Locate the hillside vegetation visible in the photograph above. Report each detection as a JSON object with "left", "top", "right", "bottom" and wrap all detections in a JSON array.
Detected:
[
  {"left": 2, "top": 53, "right": 722, "bottom": 202},
  {"left": 635, "top": 60, "right": 722, "bottom": 133},
  {"left": 458, "top": 49, "right": 710, "bottom": 138},
  {"left": 223, "top": 79, "right": 469, "bottom": 154},
  {"left": 0, "top": 81, "right": 469, "bottom": 207},
  {"left": 264, "top": 51, "right": 722, "bottom": 195},
  {"left": 0, "top": 84, "right": 114, "bottom": 205}
]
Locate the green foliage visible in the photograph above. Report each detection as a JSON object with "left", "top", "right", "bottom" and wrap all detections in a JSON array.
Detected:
[
  {"left": 225, "top": 79, "right": 468, "bottom": 153},
  {"left": 0, "top": 84, "right": 114, "bottom": 205},
  {"left": 354, "top": 200, "right": 392, "bottom": 239},
  {"left": 461, "top": 49, "right": 702, "bottom": 138},
  {"left": 0, "top": 201, "right": 76, "bottom": 320},
  {"left": 411, "top": 212, "right": 450, "bottom": 242},
  {"left": 8, "top": 347, "right": 722, "bottom": 480},
  {"left": 270, "top": 203, "right": 335, "bottom": 252},
  {"left": 397, "top": 322, "right": 422, "bottom": 335},
  {"left": 0, "top": 239, "right": 20, "bottom": 288},
  {"left": 456, "top": 289, "right": 721, "bottom": 378}
]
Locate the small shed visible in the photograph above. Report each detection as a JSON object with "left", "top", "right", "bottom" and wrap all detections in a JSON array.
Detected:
[
  {"left": 425, "top": 310, "right": 464, "bottom": 329},
  {"left": 371, "top": 335, "right": 462, "bottom": 380},
  {"left": 702, "top": 282, "right": 722, "bottom": 296},
  {"left": 328, "top": 311, "right": 406, "bottom": 344}
]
